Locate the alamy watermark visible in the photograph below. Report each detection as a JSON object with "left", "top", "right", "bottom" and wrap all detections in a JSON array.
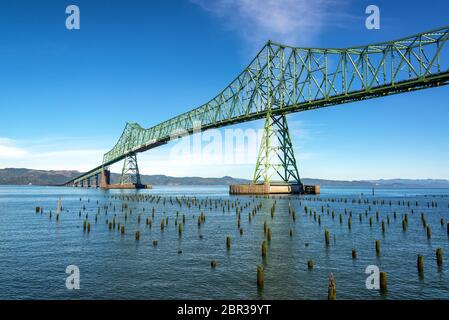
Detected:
[
  {"left": 166, "top": 122, "right": 266, "bottom": 166},
  {"left": 365, "top": 5, "right": 380, "bottom": 30},
  {"left": 65, "top": 265, "right": 80, "bottom": 290},
  {"left": 365, "top": 265, "right": 380, "bottom": 290},
  {"left": 66, "top": 5, "right": 80, "bottom": 30}
]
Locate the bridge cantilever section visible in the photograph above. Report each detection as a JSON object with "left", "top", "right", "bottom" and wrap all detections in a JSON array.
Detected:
[{"left": 65, "top": 25, "right": 449, "bottom": 187}]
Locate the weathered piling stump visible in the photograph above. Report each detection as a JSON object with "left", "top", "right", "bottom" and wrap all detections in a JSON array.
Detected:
[
  {"left": 426, "top": 224, "right": 431, "bottom": 239},
  {"left": 325, "top": 229, "right": 330, "bottom": 246},
  {"left": 135, "top": 230, "right": 140, "bottom": 240},
  {"left": 121, "top": 225, "right": 125, "bottom": 235},
  {"left": 226, "top": 236, "right": 231, "bottom": 250},
  {"left": 307, "top": 260, "right": 314, "bottom": 270},
  {"left": 352, "top": 249, "right": 357, "bottom": 259},
  {"left": 375, "top": 240, "right": 380, "bottom": 256},
  {"left": 178, "top": 222, "right": 183, "bottom": 237},
  {"left": 380, "top": 271, "right": 387, "bottom": 292},
  {"left": 211, "top": 260, "right": 217, "bottom": 268},
  {"left": 436, "top": 247, "right": 443, "bottom": 267},
  {"left": 267, "top": 228, "right": 272, "bottom": 242},
  {"left": 262, "top": 240, "right": 267, "bottom": 258},
  {"left": 417, "top": 255, "right": 424, "bottom": 273},
  {"left": 327, "top": 273, "right": 336, "bottom": 300},
  {"left": 257, "top": 266, "right": 264, "bottom": 288},
  {"left": 152, "top": 240, "right": 158, "bottom": 246}
]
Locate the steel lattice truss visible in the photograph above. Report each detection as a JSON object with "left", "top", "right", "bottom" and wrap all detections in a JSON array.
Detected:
[
  {"left": 119, "top": 153, "right": 142, "bottom": 185},
  {"left": 253, "top": 114, "right": 300, "bottom": 184},
  {"left": 67, "top": 25, "right": 449, "bottom": 185}
]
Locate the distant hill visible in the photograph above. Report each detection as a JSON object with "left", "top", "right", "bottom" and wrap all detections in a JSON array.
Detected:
[
  {"left": 1, "top": 168, "right": 449, "bottom": 188},
  {"left": 300, "top": 178, "right": 449, "bottom": 188},
  {"left": 0, "top": 168, "right": 80, "bottom": 186},
  {"left": 0, "top": 168, "right": 250, "bottom": 186}
]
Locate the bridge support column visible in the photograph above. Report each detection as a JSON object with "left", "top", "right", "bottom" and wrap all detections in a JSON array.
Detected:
[
  {"left": 230, "top": 113, "right": 315, "bottom": 194},
  {"left": 253, "top": 113, "right": 301, "bottom": 187},
  {"left": 120, "top": 153, "right": 143, "bottom": 186},
  {"left": 100, "top": 169, "right": 111, "bottom": 188}
]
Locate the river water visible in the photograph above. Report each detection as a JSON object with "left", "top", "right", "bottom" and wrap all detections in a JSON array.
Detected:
[{"left": 0, "top": 185, "right": 448, "bottom": 300}]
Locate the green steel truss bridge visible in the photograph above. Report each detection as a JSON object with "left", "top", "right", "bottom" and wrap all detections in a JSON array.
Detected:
[{"left": 66, "top": 25, "right": 449, "bottom": 188}]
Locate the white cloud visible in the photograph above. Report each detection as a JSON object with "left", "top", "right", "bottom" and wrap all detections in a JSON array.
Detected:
[
  {"left": 191, "top": 0, "right": 353, "bottom": 47},
  {"left": 0, "top": 136, "right": 106, "bottom": 171},
  {"left": 0, "top": 138, "right": 28, "bottom": 158}
]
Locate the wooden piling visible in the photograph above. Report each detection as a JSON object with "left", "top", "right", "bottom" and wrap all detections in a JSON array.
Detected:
[
  {"left": 436, "top": 247, "right": 443, "bottom": 267},
  {"left": 257, "top": 266, "right": 264, "bottom": 288},
  {"left": 226, "top": 236, "right": 231, "bottom": 250},
  {"left": 380, "top": 271, "right": 387, "bottom": 292},
  {"left": 327, "top": 273, "right": 336, "bottom": 300},
  {"left": 307, "top": 260, "right": 314, "bottom": 270},
  {"left": 417, "top": 255, "right": 424, "bottom": 273},
  {"left": 178, "top": 222, "right": 183, "bottom": 237},
  {"left": 375, "top": 240, "right": 380, "bottom": 256},
  {"left": 262, "top": 240, "right": 267, "bottom": 258}
]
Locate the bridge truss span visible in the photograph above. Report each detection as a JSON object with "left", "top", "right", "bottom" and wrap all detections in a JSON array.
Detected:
[{"left": 66, "top": 25, "right": 449, "bottom": 187}]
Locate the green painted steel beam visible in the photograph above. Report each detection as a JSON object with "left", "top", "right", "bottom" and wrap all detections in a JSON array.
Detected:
[{"left": 66, "top": 25, "right": 449, "bottom": 185}]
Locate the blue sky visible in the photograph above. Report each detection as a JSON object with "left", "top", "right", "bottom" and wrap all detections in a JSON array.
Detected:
[{"left": 0, "top": 0, "right": 449, "bottom": 180}]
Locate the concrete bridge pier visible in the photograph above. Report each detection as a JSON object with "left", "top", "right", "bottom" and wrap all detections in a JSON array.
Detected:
[{"left": 100, "top": 169, "right": 111, "bottom": 188}]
